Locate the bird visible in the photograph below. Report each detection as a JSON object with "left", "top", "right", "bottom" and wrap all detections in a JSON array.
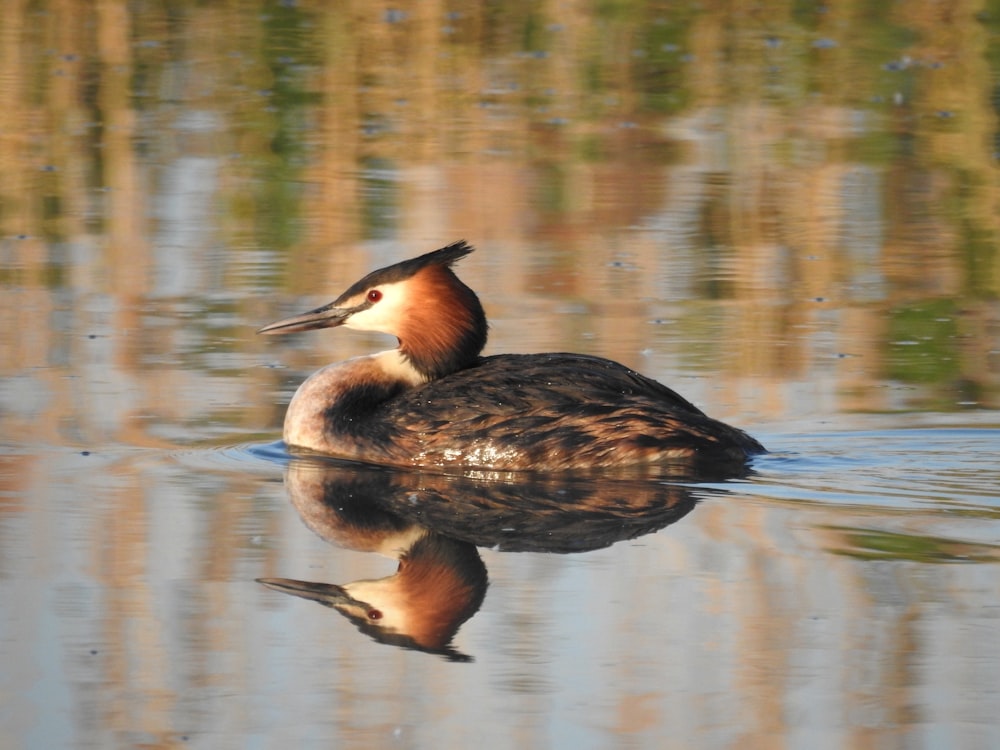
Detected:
[{"left": 258, "top": 241, "right": 765, "bottom": 472}]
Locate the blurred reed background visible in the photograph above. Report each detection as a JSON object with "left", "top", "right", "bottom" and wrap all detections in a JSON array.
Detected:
[{"left": 2, "top": 0, "right": 997, "bottom": 454}]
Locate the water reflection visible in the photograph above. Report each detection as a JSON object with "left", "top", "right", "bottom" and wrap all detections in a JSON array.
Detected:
[
  {"left": 260, "top": 535, "right": 487, "bottom": 661},
  {"left": 259, "top": 456, "right": 706, "bottom": 658}
]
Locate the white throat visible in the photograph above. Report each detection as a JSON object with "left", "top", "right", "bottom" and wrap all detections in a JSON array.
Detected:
[{"left": 372, "top": 348, "right": 428, "bottom": 388}]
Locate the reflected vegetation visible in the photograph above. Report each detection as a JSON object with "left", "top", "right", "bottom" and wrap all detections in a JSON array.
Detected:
[
  {"left": 823, "top": 525, "right": 1000, "bottom": 563},
  {"left": 258, "top": 455, "right": 703, "bottom": 659}
]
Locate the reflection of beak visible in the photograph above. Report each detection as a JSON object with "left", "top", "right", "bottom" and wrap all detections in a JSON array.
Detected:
[
  {"left": 257, "top": 302, "right": 355, "bottom": 335},
  {"left": 256, "top": 577, "right": 363, "bottom": 609}
]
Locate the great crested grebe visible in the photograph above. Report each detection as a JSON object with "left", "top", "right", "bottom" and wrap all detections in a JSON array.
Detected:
[{"left": 259, "top": 241, "right": 764, "bottom": 471}]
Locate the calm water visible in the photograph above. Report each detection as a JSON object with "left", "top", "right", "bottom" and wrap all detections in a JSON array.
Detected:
[{"left": 2, "top": 2, "right": 999, "bottom": 748}]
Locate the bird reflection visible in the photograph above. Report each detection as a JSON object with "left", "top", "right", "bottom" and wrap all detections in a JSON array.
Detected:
[
  {"left": 259, "top": 533, "right": 487, "bottom": 662},
  {"left": 259, "top": 456, "right": 724, "bottom": 659}
]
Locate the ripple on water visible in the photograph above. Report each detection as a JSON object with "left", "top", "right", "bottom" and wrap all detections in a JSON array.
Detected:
[
  {"left": 168, "top": 440, "right": 291, "bottom": 475},
  {"left": 719, "top": 428, "right": 1000, "bottom": 512}
]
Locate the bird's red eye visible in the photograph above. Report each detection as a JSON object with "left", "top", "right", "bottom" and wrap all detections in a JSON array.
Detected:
[
  {"left": 367, "top": 289, "right": 382, "bottom": 303},
  {"left": 368, "top": 608, "right": 383, "bottom": 620}
]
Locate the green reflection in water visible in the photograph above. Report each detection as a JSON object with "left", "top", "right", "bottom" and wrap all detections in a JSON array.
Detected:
[
  {"left": 827, "top": 526, "right": 1000, "bottom": 564},
  {"left": 886, "top": 300, "right": 959, "bottom": 385},
  {"left": 961, "top": 214, "right": 1000, "bottom": 298},
  {"left": 632, "top": 10, "right": 693, "bottom": 114},
  {"left": 256, "top": 4, "right": 322, "bottom": 249}
]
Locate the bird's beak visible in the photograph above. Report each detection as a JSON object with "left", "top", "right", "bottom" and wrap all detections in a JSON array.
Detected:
[
  {"left": 257, "top": 302, "right": 354, "bottom": 335},
  {"left": 256, "top": 577, "right": 360, "bottom": 608}
]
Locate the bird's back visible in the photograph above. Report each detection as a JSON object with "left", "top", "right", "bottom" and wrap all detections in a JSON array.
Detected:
[{"left": 352, "top": 353, "right": 763, "bottom": 471}]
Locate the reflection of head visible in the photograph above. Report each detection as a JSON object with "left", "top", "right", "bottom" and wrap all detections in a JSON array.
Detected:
[{"left": 259, "top": 532, "right": 488, "bottom": 661}]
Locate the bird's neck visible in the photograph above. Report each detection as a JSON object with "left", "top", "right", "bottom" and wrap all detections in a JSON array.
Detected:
[{"left": 396, "top": 272, "right": 488, "bottom": 381}]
